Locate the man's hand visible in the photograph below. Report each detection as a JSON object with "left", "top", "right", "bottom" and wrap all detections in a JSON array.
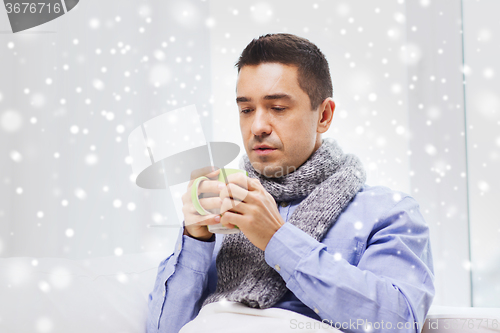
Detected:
[
  {"left": 219, "top": 173, "right": 285, "bottom": 251},
  {"left": 181, "top": 167, "right": 223, "bottom": 241}
]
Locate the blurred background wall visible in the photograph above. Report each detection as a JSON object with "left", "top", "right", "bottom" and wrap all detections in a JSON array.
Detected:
[{"left": 0, "top": 0, "right": 498, "bottom": 307}]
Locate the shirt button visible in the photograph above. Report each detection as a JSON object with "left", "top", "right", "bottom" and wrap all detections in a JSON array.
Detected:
[
  {"left": 274, "top": 264, "right": 281, "bottom": 271},
  {"left": 280, "top": 201, "right": 289, "bottom": 207},
  {"left": 314, "top": 307, "right": 319, "bottom": 314}
]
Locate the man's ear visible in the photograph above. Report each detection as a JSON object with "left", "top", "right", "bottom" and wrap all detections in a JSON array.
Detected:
[{"left": 317, "top": 98, "right": 335, "bottom": 134}]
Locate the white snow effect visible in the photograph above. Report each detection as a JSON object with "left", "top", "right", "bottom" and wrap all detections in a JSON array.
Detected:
[
  {"left": 70, "top": 125, "right": 79, "bottom": 134},
  {"left": 250, "top": 2, "right": 273, "bottom": 24},
  {"left": 113, "top": 199, "right": 122, "bottom": 208},
  {"left": 387, "top": 28, "right": 401, "bottom": 40},
  {"left": 1, "top": 110, "right": 23, "bottom": 132},
  {"left": 396, "top": 126, "right": 405, "bottom": 135},
  {"left": 483, "top": 68, "right": 495, "bottom": 79},
  {"left": 462, "top": 64, "right": 473, "bottom": 76},
  {"left": 154, "top": 50, "right": 165, "bottom": 61},
  {"left": 35, "top": 316, "right": 54, "bottom": 333},
  {"left": 114, "top": 247, "right": 123, "bottom": 256},
  {"left": 65, "top": 229, "right": 74, "bottom": 238},
  {"left": 105, "top": 112, "right": 115, "bottom": 121},
  {"left": 426, "top": 106, "right": 441, "bottom": 120},
  {"left": 7, "top": 41, "right": 14, "bottom": 49},
  {"left": 152, "top": 212, "right": 163, "bottom": 224},
  {"left": 116, "top": 272, "right": 128, "bottom": 284},
  {"left": 376, "top": 137, "right": 386, "bottom": 147},
  {"left": 425, "top": 144, "right": 437, "bottom": 156},
  {"left": 6, "top": 261, "right": 31, "bottom": 286},
  {"left": 472, "top": 91, "right": 499, "bottom": 119},
  {"left": 149, "top": 64, "right": 171, "bottom": 86},
  {"left": 391, "top": 84, "right": 402, "bottom": 94},
  {"left": 38, "top": 280, "right": 51, "bottom": 293},
  {"left": 37, "top": 211, "right": 44, "bottom": 218},
  {"left": 171, "top": 1, "right": 201, "bottom": 28},
  {"left": 89, "top": 18, "right": 100, "bottom": 29},
  {"left": 127, "top": 202, "right": 136, "bottom": 211},
  {"left": 10, "top": 150, "right": 23, "bottom": 162},
  {"left": 138, "top": 4, "right": 151, "bottom": 18},
  {"left": 203, "top": 18, "right": 215, "bottom": 30},
  {"left": 85, "top": 153, "right": 98, "bottom": 166},
  {"left": 462, "top": 260, "right": 472, "bottom": 271},
  {"left": 394, "top": 12, "right": 406, "bottom": 24},
  {"left": 354, "top": 221, "right": 363, "bottom": 230},
  {"left": 399, "top": 43, "right": 422, "bottom": 65},
  {"left": 74, "top": 188, "right": 87, "bottom": 200},
  {"left": 478, "top": 29, "right": 492, "bottom": 42},
  {"left": 478, "top": 181, "right": 490, "bottom": 192},
  {"left": 92, "top": 79, "right": 104, "bottom": 90},
  {"left": 336, "top": 3, "right": 350, "bottom": 16},
  {"left": 49, "top": 267, "right": 72, "bottom": 289}
]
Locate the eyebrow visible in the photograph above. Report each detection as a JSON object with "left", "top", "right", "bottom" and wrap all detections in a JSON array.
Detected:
[{"left": 236, "top": 93, "right": 293, "bottom": 104}]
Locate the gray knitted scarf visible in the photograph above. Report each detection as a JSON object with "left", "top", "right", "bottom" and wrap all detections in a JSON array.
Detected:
[{"left": 201, "top": 138, "right": 366, "bottom": 309}]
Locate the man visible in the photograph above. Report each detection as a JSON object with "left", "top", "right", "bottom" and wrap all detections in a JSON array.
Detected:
[{"left": 147, "top": 33, "right": 434, "bottom": 333}]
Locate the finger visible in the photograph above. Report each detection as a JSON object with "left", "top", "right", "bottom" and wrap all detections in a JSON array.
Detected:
[
  {"left": 220, "top": 183, "right": 249, "bottom": 203},
  {"left": 198, "top": 179, "right": 223, "bottom": 195},
  {"left": 199, "top": 196, "right": 222, "bottom": 211},
  {"left": 186, "top": 167, "right": 221, "bottom": 192},
  {"left": 220, "top": 211, "right": 242, "bottom": 229},
  {"left": 185, "top": 214, "right": 221, "bottom": 227},
  {"left": 220, "top": 197, "right": 245, "bottom": 215},
  {"left": 222, "top": 173, "right": 250, "bottom": 190}
]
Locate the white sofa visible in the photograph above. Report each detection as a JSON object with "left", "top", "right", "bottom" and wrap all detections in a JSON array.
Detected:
[
  {"left": 1, "top": 253, "right": 499, "bottom": 333},
  {"left": 0, "top": 252, "right": 165, "bottom": 333}
]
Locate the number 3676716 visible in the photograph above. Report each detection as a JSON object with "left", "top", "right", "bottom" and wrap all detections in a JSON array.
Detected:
[{"left": 5, "top": 2, "right": 62, "bottom": 14}]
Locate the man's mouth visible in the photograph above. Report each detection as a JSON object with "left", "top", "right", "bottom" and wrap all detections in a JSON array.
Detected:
[{"left": 253, "top": 147, "right": 277, "bottom": 155}]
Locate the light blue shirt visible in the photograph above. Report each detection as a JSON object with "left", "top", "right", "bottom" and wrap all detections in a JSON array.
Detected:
[{"left": 146, "top": 184, "right": 435, "bottom": 333}]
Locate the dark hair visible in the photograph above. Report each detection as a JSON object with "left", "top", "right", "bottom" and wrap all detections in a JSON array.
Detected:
[{"left": 235, "top": 33, "right": 333, "bottom": 110}]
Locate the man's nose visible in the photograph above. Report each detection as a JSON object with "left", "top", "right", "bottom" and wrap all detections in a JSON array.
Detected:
[{"left": 251, "top": 108, "right": 272, "bottom": 137}]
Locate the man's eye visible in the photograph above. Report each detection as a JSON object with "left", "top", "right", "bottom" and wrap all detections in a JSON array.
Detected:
[
  {"left": 241, "top": 109, "right": 253, "bottom": 114},
  {"left": 272, "top": 107, "right": 286, "bottom": 112}
]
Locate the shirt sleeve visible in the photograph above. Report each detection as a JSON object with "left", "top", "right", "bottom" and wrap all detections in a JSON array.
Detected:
[
  {"left": 147, "top": 226, "right": 216, "bottom": 333},
  {"left": 264, "top": 196, "right": 435, "bottom": 333}
]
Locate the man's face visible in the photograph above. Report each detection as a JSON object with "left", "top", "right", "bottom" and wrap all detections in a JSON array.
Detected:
[{"left": 236, "top": 62, "right": 323, "bottom": 178}]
